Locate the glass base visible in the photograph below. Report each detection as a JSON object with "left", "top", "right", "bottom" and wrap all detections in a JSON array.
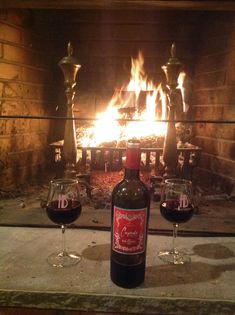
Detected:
[
  {"left": 158, "top": 249, "right": 191, "bottom": 265},
  {"left": 47, "top": 251, "right": 81, "bottom": 268}
]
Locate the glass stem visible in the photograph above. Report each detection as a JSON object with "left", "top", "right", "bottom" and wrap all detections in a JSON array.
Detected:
[
  {"left": 172, "top": 223, "right": 179, "bottom": 255},
  {"left": 61, "top": 224, "right": 67, "bottom": 255}
]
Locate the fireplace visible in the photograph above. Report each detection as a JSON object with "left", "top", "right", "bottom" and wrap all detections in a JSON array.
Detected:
[
  {"left": 0, "top": 3, "right": 235, "bottom": 218},
  {"left": 50, "top": 41, "right": 201, "bottom": 183}
]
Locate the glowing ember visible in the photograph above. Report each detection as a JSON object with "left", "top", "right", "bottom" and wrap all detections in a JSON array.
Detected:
[{"left": 77, "top": 52, "right": 185, "bottom": 148}]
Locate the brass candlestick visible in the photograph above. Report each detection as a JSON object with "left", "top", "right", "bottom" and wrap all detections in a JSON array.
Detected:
[
  {"left": 162, "top": 43, "right": 183, "bottom": 178},
  {"left": 59, "top": 42, "right": 81, "bottom": 178}
]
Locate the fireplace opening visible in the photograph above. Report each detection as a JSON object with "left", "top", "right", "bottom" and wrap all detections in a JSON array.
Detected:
[{"left": 0, "top": 4, "right": 234, "bottom": 235}]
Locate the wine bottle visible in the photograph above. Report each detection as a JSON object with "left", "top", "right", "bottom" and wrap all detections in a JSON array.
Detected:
[{"left": 110, "top": 140, "right": 150, "bottom": 288}]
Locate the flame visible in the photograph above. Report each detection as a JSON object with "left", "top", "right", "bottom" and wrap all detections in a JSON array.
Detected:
[
  {"left": 178, "top": 71, "right": 187, "bottom": 112},
  {"left": 78, "top": 52, "right": 185, "bottom": 147},
  {"left": 127, "top": 51, "right": 154, "bottom": 95}
]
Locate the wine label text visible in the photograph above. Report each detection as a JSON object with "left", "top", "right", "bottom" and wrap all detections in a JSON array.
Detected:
[{"left": 112, "top": 207, "right": 147, "bottom": 254}]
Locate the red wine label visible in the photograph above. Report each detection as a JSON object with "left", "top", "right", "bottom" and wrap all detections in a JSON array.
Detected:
[
  {"left": 112, "top": 206, "right": 147, "bottom": 254},
  {"left": 125, "top": 148, "right": 140, "bottom": 170}
]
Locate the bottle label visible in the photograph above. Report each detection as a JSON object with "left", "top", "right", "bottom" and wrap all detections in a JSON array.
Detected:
[{"left": 112, "top": 206, "right": 147, "bottom": 254}]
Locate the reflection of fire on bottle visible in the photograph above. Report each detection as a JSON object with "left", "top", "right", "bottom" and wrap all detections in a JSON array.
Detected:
[{"left": 178, "top": 194, "right": 189, "bottom": 209}]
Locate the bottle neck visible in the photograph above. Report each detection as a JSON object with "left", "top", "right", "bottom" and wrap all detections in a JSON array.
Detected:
[
  {"left": 124, "top": 168, "right": 140, "bottom": 179},
  {"left": 124, "top": 147, "right": 140, "bottom": 179}
]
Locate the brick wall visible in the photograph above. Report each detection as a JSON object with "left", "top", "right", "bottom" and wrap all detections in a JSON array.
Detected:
[
  {"left": 192, "top": 12, "right": 235, "bottom": 192},
  {"left": 0, "top": 9, "right": 55, "bottom": 188}
]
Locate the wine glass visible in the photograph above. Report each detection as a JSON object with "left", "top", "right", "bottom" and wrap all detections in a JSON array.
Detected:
[
  {"left": 158, "top": 178, "right": 194, "bottom": 264},
  {"left": 46, "top": 178, "right": 82, "bottom": 267}
]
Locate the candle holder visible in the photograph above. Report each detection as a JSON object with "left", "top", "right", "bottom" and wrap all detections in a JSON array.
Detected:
[
  {"left": 59, "top": 43, "right": 81, "bottom": 178},
  {"left": 162, "top": 43, "right": 183, "bottom": 178}
]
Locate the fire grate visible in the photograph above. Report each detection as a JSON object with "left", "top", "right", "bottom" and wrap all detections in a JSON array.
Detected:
[{"left": 50, "top": 141, "right": 201, "bottom": 179}]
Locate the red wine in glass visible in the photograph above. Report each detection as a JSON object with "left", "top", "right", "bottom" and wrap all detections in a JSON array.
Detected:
[
  {"left": 160, "top": 201, "right": 194, "bottom": 224},
  {"left": 46, "top": 178, "right": 82, "bottom": 268},
  {"left": 46, "top": 199, "right": 82, "bottom": 225},
  {"left": 158, "top": 179, "right": 195, "bottom": 265}
]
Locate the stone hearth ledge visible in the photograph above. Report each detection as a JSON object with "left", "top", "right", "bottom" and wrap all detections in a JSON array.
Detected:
[{"left": 0, "top": 227, "right": 234, "bottom": 315}]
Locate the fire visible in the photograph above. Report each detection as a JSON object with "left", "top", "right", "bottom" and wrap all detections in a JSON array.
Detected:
[
  {"left": 127, "top": 51, "right": 154, "bottom": 94},
  {"left": 78, "top": 52, "right": 184, "bottom": 148},
  {"left": 178, "top": 71, "right": 187, "bottom": 113}
]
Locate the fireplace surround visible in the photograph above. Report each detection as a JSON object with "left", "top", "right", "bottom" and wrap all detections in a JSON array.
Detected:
[
  {"left": 0, "top": 1, "right": 235, "bottom": 196},
  {"left": 0, "top": 5, "right": 235, "bottom": 315}
]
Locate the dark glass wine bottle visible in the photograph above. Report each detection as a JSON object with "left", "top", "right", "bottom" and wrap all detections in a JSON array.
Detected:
[{"left": 110, "top": 140, "right": 150, "bottom": 288}]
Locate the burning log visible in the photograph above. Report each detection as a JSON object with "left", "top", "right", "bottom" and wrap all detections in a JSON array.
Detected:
[{"left": 118, "top": 107, "right": 136, "bottom": 119}]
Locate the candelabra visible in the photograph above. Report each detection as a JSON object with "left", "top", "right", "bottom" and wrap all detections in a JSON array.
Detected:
[
  {"left": 59, "top": 43, "right": 81, "bottom": 178},
  {"left": 162, "top": 43, "right": 183, "bottom": 178}
]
